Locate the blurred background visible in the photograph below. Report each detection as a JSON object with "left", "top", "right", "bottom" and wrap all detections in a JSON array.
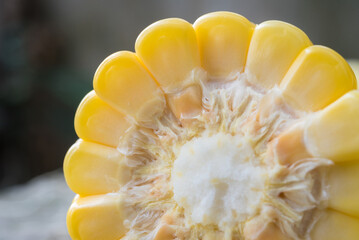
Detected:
[{"left": 0, "top": 0, "right": 358, "bottom": 239}]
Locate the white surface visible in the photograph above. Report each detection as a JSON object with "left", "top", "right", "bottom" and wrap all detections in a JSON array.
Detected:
[
  {"left": 172, "top": 133, "right": 266, "bottom": 228},
  {"left": 0, "top": 171, "right": 74, "bottom": 240}
]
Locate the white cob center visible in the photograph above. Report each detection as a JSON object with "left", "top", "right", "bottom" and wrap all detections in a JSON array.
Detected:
[{"left": 172, "top": 132, "right": 266, "bottom": 228}]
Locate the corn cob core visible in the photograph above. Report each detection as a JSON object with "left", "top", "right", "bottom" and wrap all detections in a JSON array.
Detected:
[
  {"left": 125, "top": 79, "right": 330, "bottom": 239},
  {"left": 172, "top": 132, "right": 266, "bottom": 228},
  {"left": 64, "top": 11, "right": 359, "bottom": 240}
]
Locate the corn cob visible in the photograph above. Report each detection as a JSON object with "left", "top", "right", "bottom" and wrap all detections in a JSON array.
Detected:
[{"left": 64, "top": 11, "right": 359, "bottom": 240}]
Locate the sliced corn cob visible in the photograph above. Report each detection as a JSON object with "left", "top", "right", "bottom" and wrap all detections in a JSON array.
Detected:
[{"left": 64, "top": 11, "right": 359, "bottom": 240}]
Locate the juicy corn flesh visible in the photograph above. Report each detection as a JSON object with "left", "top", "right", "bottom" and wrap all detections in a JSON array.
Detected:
[{"left": 64, "top": 11, "right": 359, "bottom": 240}]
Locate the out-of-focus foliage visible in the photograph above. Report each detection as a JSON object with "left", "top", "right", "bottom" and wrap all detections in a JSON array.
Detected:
[{"left": 0, "top": 0, "right": 91, "bottom": 188}]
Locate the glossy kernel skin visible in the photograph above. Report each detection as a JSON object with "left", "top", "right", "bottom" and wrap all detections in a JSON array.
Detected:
[
  {"left": 305, "top": 90, "right": 359, "bottom": 162},
  {"left": 135, "top": 18, "right": 201, "bottom": 93},
  {"left": 194, "top": 11, "right": 255, "bottom": 79},
  {"left": 64, "top": 140, "right": 131, "bottom": 196},
  {"left": 327, "top": 160, "right": 359, "bottom": 217},
  {"left": 67, "top": 194, "right": 128, "bottom": 240},
  {"left": 93, "top": 51, "right": 165, "bottom": 123},
  {"left": 245, "top": 20, "right": 312, "bottom": 89},
  {"left": 280, "top": 45, "right": 357, "bottom": 112},
  {"left": 74, "top": 91, "right": 131, "bottom": 148}
]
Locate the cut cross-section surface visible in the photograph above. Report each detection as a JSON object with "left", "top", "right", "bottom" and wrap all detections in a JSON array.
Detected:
[
  {"left": 65, "top": 11, "right": 359, "bottom": 240},
  {"left": 172, "top": 133, "right": 266, "bottom": 227}
]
